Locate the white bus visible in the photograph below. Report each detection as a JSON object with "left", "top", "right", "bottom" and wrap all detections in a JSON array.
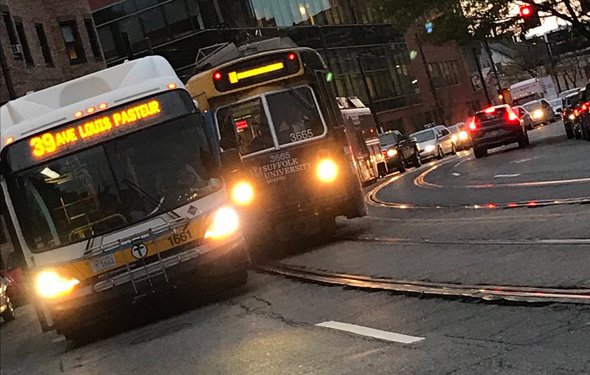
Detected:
[{"left": 0, "top": 56, "right": 248, "bottom": 339}]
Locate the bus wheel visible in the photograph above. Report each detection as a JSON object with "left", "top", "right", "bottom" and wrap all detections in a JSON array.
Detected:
[
  {"left": 411, "top": 152, "right": 422, "bottom": 168},
  {"left": 377, "top": 162, "right": 388, "bottom": 177},
  {"left": 397, "top": 160, "right": 406, "bottom": 173},
  {"left": 320, "top": 215, "right": 337, "bottom": 234}
]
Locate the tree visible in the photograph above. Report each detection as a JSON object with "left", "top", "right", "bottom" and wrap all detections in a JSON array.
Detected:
[{"left": 374, "top": 0, "right": 590, "bottom": 42}]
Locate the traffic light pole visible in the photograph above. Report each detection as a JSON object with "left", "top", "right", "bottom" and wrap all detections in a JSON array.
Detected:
[{"left": 472, "top": 47, "right": 492, "bottom": 106}]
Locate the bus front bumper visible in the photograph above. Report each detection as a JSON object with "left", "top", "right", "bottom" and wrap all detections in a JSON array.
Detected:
[{"left": 47, "top": 238, "right": 248, "bottom": 328}]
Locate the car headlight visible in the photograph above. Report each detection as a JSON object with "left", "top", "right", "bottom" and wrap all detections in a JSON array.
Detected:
[
  {"left": 533, "top": 109, "right": 544, "bottom": 119},
  {"left": 569, "top": 114, "right": 576, "bottom": 120},
  {"left": 231, "top": 181, "right": 254, "bottom": 206},
  {"left": 204, "top": 206, "right": 240, "bottom": 240},
  {"left": 451, "top": 134, "right": 458, "bottom": 143},
  {"left": 36, "top": 271, "right": 79, "bottom": 299},
  {"left": 316, "top": 158, "right": 338, "bottom": 183},
  {"left": 459, "top": 131, "right": 468, "bottom": 140},
  {"left": 424, "top": 145, "right": 435, "bottom": 153},
  {"left": 386, "top": 149, "right": 398, "bottom": 158}
]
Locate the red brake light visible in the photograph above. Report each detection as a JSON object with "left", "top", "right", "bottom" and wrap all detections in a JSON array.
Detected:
[
  {"left": 467, "top": 117, "right": 479, "bottom": 131},
  {"left": 213, "top": 71, "right": 222, "bottom": 80},
  {"left": 484, "top": 107, "right": 496, "bottom": 114},
  {"left": 288, "top": 52, "right": 297, "bottom": 61},
  {"left": 506, "top": 108, "right": 520, "bottom": 124}
]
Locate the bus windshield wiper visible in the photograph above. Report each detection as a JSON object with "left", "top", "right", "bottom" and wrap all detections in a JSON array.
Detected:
[
  {"left": 122, "top": 179, "right": 181, "bottom": 219},
  {"left": 288, "top": 88, "right": 314, "bottom": 110}
]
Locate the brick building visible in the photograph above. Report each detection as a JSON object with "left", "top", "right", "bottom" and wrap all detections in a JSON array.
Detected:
[
  {"left": 0, "top": 0, "right": 106, "bottom": 104},
  {"left": 86, "top": 0, "right": 487, "bottom": 134}
]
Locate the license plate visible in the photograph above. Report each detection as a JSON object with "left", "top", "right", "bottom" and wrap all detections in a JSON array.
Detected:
[
  {"left": 90, "top": 254, "right": 117, "bottom": 273},
  {"left": 488, "top": 130, "right": 502, "bottom": 137}
]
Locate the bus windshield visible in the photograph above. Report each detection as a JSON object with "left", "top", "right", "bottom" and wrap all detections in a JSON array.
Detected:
[
  {"left": 5, "top": 114, "right": 219, "bottom": 253},
  {"left": 216, "top": 86, "right": 326, "bottom": 155}
]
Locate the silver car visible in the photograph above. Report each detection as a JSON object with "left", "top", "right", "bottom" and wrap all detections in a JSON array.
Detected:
[
  {"left": 522, "top": 99, "right": 556, "bottom": 126},
  {"left": 410, "top": 126, "right": 456, "bottom": 161}
]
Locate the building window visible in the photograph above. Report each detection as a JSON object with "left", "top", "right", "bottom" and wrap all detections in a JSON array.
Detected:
[
  {"left": 35, "top": 23, "right": 53, "bottom": 65},
  {"left": 2, "top": 12, "right": 19, "bottom": 47},
  {"left": 428, "top": 61, "right": 460, "bottom": 88},
  {"left": 60, "top": 21, "right": 87, "bottom": 65},
  {"left": 84, "top": 19, "right": 103, "bottom": 60},
  {"left": 14, "top": 22, "right": 34, "bottom": 66}
]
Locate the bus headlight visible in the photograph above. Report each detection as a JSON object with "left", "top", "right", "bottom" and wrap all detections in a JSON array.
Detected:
[
  {"left": 386, "top": 149, "right": 398, "bottom": 158},
  {"left": 459, "top": 131, "right": 468, "bottom": 140},
  {"left": 316, "top": 158, "right": 338, "bottom": 183},
  {"left": 36, "top": 271, "right": 79, "bottom": 299},
  {"left": 204, "top": 206, "right": 240, "bottom": 240},
  {"left": 231, "top": 181, "right": 254, "bottom": 206}
]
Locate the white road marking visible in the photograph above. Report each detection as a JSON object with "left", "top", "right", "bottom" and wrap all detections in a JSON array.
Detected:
[
  {"left": 452, "top": 173, "right": 461, "bottom": 177},
  {"left": 316, "top": 321, "right": 425, "bottom": 344},
  {"left": 511, "top": 158, "right": 532, "bottom": 164},
  {"left": 52, "top": 336, "right": 66, "bottom": 343},
  {"left": 494, "top": 174, "right": 521, "bottom": 178}
]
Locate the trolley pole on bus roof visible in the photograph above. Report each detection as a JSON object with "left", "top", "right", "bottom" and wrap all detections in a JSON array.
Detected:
[
  {"left": 0, "top": 37, "right": 17, "bottom": 100},
  {"left": 357, "top": 55, "right": 384, "bottom": 132}
]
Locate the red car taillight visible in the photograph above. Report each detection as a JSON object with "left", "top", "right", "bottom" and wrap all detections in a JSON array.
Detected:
[
  {"left": 467, "top": 116, "right": 479, "bottom": 131},
  {"left": 505, "top": 107, "right": 520, "bottom": 125}
]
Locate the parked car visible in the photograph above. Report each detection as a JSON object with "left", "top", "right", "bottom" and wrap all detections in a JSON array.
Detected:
[
  {"left": 572, "top": 88, "right": 588, "bottom": 139},
  {"left": 562, "top": 91, "right": 581, "bottom": 139},
  {"left": 548, "top": 98, "right": 563, "bottom": 118},
  {"left": 447, "top": 123, "right": 472, "bottom": 151},
  {"left": 467, "top": 105, "right": 529, "bottom": 159},
  {"left": 522, "top": 99, "right": 556, "bottom": 126},
  {"left": 378, "top": 130, "right": 421, "bottom": 173},
  {"left": 1, "top": 252, "right": 28, "bottom": 307},
  {"left": 577, "top": 82, "right": 590, "bottom": 141},
  {"left": 0, "top": 276, "right": 16, "bottom": 322},
  {"left": 514, "top": 106, "right": 535, "bottom": 130},
  {"left": 410, "top": 125, "right": 456, "bottom": 161}
]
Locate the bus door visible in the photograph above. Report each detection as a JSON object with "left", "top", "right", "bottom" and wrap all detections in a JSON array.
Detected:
[{"left": 342, "top": 115, "right": 377, "bottom": 184}]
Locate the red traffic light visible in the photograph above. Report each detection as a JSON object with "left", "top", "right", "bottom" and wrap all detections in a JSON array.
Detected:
[{"left": 520, "top": 5, "right": 533, "bottom": 17}]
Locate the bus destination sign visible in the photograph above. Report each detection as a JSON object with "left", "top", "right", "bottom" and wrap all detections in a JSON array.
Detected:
[
  {"left": 30, "top": 99, "right": 162, "bottom": 159},
  {"left": 214, "top": 52, "right": 301, "bottom": 92}
]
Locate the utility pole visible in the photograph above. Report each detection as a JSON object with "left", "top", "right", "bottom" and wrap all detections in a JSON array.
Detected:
[
  {"left": 0, "top": 37, "right": 17, "bottom": 101},
  {"left": 483, "top": 40, "right": 503, "bottom": 93},
  {"left": 472, "top": 47, "right": 492, "bottom": 106},
  {"left": 415, "top": 34, "right": 444, "bottom": 124}
]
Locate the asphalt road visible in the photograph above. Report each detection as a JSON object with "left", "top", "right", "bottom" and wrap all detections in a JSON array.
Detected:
[{"left": 1, "top": 120, "right": 589, "bottom": 374}]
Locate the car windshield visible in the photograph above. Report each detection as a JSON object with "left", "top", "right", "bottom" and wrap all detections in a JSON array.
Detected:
[
  {"left": 523, "top": 102, "right": 541, "bottom": 112},
  {"left": 5, "top": 116, "right": 219, "bottom": 253},
  {"left": 411, "top": 130, "right": 435, "bottom": 142},
  {"left": 216, "top": 86, "right": 325, "bottom": 155},
  {"left": 379, "top": 133, "right": 398, "bottom": 146}
]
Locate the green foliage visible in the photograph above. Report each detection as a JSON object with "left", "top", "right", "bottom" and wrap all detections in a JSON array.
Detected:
[{"left": 373, "top": 0, "right": 517, "bottom": 44}]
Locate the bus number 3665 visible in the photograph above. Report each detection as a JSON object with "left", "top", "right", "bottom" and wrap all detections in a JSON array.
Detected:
[{"left": 290, "top": 129, "right": 314, "bottom": 142}]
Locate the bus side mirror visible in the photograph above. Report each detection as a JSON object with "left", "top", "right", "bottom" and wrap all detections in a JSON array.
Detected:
[{"left": 220, "top": 149, "right": 242, "bottom": 173}]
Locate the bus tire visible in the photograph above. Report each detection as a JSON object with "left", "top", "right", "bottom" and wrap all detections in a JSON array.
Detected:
[
  {"left": 397, "top": 159, "right": 406, "bottom": 173},
  {"left": 411, "top": 151, "right": 421, "bottom": 168},
  {"left": 377, "top": 162, "right": 388, "bottom": 177}
]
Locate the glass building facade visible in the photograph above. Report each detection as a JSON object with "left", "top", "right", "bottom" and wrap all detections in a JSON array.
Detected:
[{"left": 91, "top": 0, "right": 419, "bottom": 120}]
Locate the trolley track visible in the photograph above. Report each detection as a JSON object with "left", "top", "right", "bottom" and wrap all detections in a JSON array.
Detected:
[{"left": 257, "top": 262, "right": 590, "bottom": 306}]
